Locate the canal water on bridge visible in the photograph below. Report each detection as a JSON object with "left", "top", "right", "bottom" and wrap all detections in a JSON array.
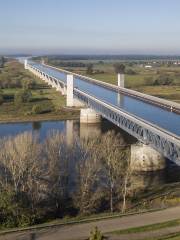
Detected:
[{"left": 30, "top": 63, "right": 180, "bottom": 136}]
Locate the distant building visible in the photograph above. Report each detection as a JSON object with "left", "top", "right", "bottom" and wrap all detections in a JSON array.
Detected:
[{"left": 145, "top": 65, "right": 152, "bottom": 69}]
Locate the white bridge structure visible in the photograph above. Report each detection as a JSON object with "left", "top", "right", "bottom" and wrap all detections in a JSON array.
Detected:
[{"left": 24, "top": 60, "right": 180, "bottom": 165}]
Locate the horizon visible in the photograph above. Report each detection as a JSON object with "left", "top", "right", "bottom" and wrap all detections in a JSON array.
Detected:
[{"left": 1, "top": 0, "right": 180, "bottom": 55}]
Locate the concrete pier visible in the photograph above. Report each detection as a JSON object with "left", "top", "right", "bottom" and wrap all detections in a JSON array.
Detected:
[
  {"left": 66, "top": 74, "right": 84, "bottom": 107},
  {"left": 24, "top": 59, "right": 28, "bottom": 70},
  {"left": 66, "top": 75, "right": 74, "bottom": 107},
  {"left": 131, "top": 143, "right": 166, "bottom": 171},
  {"left": 80, "top": 108, "right": 101, "bottom": 123}
]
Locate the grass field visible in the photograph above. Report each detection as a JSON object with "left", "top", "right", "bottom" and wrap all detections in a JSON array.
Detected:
[
  {"left": 56, "top": 61, "right": 180, "bottom": 103},
  {"left": 0, "top": 59, "right": 179, "bottom": 123},
  {"left": 0, "top": 61, "right": 79, "bottom": 123}
]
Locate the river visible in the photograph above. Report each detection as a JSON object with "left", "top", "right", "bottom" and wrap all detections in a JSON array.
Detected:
[{"left": 0, "top": 119, "right": 180, "bottom": 188}]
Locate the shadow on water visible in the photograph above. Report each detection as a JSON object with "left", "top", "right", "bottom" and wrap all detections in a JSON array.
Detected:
[{"left": 32, "top": 121, "right": 42, "bottom": 131}]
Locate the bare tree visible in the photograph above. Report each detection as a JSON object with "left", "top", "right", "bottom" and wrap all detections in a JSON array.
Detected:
[
  {"left": 74, "top": 137, "right": 102, "bottom": 215},
  {"left": 121, "top": 149, "right": 131, "bottom": 213},
  {"left": 0, "top": 132, "right": 41, "bottom": 192},
  {"left": 44, "top": 131, "right": 70, "bottom": 214},
  {"left": 0, "top": 132, "right": 43, "bottom": 211},
  {"left": 100, "top": 131, "right": 127, "bottom": 212}
]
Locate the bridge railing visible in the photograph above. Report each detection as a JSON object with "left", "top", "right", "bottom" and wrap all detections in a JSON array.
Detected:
[
  {"left": 74, "top": 88, "right": 180, "bottom": 164},
  {"left": 26, "top": 62, "right": 180, "bottom": 163}
]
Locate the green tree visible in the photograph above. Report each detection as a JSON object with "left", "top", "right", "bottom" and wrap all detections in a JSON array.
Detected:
[
  {"left": 0, "top": 189, "right": 32, "bottom": 228},
  {"left": 114, "top": 63, "right": 126, "bottom": 74},
  {"left": 86, "top": 63, "right": 94, "bottom": 75},
  {"left": 0, "top": 56, "right": 5, "bottom": 68},
  {"left": 126, "top": 68, "right": 136, "bottom": 75},
  {"left": 32, "top": 103, "right": 53, "bottom": 114},
  {"left": 153, "top": 75, "right": 173, "bottom": 86},
  {"left": 23, "top": 79, "right": 36, "bottom": 90}
]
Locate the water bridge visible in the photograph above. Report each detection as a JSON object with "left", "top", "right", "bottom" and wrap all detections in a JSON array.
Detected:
[{"left": 24, "top": 60, "right": 180, "bottom": 165}]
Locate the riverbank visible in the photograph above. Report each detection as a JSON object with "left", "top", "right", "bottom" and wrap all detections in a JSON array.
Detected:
[{"left": 0, "top": 108, "right": 80, "bottom": 124}]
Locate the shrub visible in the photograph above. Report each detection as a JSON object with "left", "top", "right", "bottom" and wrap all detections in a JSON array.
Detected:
[
  {"left": 89, "top": 226, "right": 104, "bottom": 240},
  {"left": 86, "top": 64, "right": 94, "bottom": 75},
  {"left": 0, "top": 92, "right": 4, "bottom": 105},
  {"left": 23, "top": 79, "right": 36, "bottom": 90},
  {"left": 24, "top": 111, "right": 32, "bottom": 116},
  {"left": 0, "top": 190, "right": 32, "bottom": 228},
  {"left": 32, "top": 104, "right": 53, "bottom": 114},
  {"left": 126, "top": 69, "right": 136, "bottom": 75},
  {"left": 14, "top": 90, "right": 32, "bottom": 105},
  {"left": 114, "top": 63, "right": 126, "bottom": 74},
  {"left": 153, "top": 75, "right": 173, "bottom": 86}
]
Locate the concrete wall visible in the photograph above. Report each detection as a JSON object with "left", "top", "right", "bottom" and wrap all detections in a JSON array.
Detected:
[
  {"left": 66, "top": 75, "right": 74, "bottom": 107},
  {"left": 80, "top": 108, "right": 101, "bottom": 123},
  {"left": 131, "top": 143, "right": 166, "bottom": 171}
]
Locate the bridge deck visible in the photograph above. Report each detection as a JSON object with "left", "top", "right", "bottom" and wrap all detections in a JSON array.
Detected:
[{"left": 31, "top": 63, "right": 180, "bottom": 137}]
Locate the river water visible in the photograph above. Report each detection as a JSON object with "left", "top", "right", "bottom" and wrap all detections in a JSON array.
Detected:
[{"left": 0, "top": 119, "right": 180, "bottom": 188}]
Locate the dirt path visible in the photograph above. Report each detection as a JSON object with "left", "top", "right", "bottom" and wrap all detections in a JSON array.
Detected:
[{"left": 2, "top": 206, "right": 180, "bottom": 240}]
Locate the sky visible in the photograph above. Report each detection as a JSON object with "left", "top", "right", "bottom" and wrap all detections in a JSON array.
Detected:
[{"left": 0, "top": 0, "right": 180, "bottom": 55}]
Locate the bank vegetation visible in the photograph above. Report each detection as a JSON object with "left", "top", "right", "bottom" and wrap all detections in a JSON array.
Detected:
[
  {"left": 0, "top": 60, "right": 79, "bottom": 123},
  {"left": 0, "top": 130, "right": 133, "bottom": 229}
]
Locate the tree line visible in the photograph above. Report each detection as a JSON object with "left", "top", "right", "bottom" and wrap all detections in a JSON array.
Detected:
[{"left": 0, "top": 131, "right": 134, "bottom": 229}]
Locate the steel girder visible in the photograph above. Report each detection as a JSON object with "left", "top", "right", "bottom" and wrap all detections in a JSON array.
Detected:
[{"left": 74, "top": 89, "right": 180, "bottom": 164}]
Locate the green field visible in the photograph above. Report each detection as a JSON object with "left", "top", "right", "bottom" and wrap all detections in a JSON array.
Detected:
[
  {"left": 48, "top": 59, "right": 180, "bottom": 103},
  {"left": 0, "top": 58, "right": 179, "bottom": 123},
  {"left": 0, "top": 61, "right": 79, "bottom": 123}
]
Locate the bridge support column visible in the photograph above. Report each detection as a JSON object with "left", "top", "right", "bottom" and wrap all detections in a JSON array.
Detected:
[
  {"left": 24, "top": 59, "right": 28, "bottom": 70},
  {"left": 118, "top": 73, "right": 125, "bottom": 88},
  {"left": 66, "top": 74, "right": 74, "bottom": 107},
  {"left": 130, "top": 143, "right": 166, "bottom": 171},
  {"left": 66, "top": 74, "right": 85, "bottom": 107},
  {"left": 80, "top": 108, "right": 101, "bottom": 123}
]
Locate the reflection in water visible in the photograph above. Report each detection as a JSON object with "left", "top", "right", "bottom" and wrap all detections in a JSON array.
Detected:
[
  {"left": 117, "top": 92, "right": 124, "bottom": 107},
  {"left": 80, "top": 122, "right": 101, "bottom": 139},
  {"left": 0, "top": 119, "right": 180, "bottom": 191},
  {"left": 66, "top": 120, "right": 74, "bottom": 145},
  {"left": 32, "top": 121, "right": 42, "bottom": 131}
]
